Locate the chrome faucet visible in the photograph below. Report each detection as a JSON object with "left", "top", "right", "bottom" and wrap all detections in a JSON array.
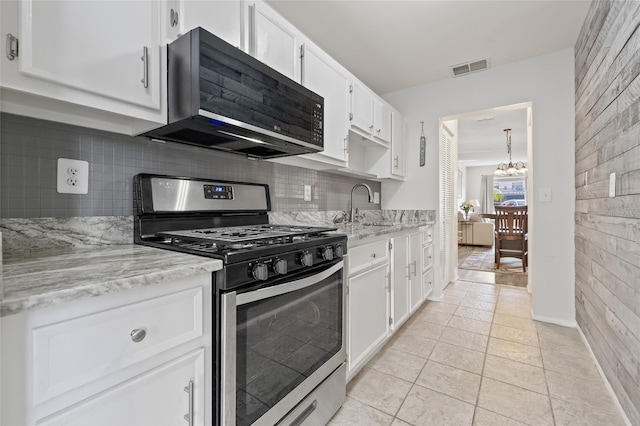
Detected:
[{"left": 350, "top": 183, "right": 375, "bottom": 222}]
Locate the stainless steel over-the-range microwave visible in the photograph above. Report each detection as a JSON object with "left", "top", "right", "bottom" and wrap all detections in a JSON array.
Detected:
[{"left": 142, "top": 27, "right": 324, "bottom": 159}]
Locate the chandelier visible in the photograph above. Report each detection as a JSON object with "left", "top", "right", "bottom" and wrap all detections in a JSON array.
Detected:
[{"left": 494, "top": 128, "right": 527, "bottom": 176}]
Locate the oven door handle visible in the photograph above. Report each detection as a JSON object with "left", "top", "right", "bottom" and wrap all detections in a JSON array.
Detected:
[{"left": 236, "top": 260, "right": 344, "bottom": 306}]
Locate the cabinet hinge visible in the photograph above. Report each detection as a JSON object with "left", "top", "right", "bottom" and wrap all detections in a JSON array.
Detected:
[
  {"left": 349, "top": 83, "right": 353, "bottom": 93},
  {"left": 349, "top": 112, "right": 353, "bottom": 121},
  {"left": 300, "top": 45, "right": 304, "bottom": 58},
  {"left": 389, "top": 317, "right": 393, "bottom": 326},
  {"left": 6, "top": 33, "right": 18, "bottom": 61},
  {"left": 346, "top": 284, "right": 349, "bottom": 295},
  {"left": 389, "top": 241, "right": 393, "bottom": 250}
]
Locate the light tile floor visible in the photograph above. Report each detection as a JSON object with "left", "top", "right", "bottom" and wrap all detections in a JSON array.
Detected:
[{"left": 330, "top": 280, "right": 627, "bottom": 426}]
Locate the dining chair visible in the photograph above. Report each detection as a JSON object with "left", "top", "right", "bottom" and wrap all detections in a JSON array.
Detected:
[{"left": 494, "top": 205, "right": 528, "bottom": 272}]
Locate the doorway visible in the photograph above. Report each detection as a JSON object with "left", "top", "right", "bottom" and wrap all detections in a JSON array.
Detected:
[{"left": 440, "top": 103, "right": 532, "bottom": 290}]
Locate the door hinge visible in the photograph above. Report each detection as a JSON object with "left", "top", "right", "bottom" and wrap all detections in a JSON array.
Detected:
[{"left": 6, "top": 33, "right": 18, "bottom": 60}]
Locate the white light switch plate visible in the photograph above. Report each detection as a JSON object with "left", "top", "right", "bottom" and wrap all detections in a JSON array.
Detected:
[
  {"left": 609, "top": 173, "right": 616, "bottom": 197},
  {"left": 539, "top": 188, "right": 552, "bottom": 202},
  {"left": 57, "top": 158, "right": 89, "bottom": 194},
  {"left": 303, "top": 185, "right": 311, "bottom": 201}
]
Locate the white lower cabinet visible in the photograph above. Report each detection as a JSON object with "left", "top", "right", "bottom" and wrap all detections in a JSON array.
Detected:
[
  {"left": 409, "top": 231, "right": 424, "bottom": 312},
  {"left": 346, "top": 225, "right": 435, "bottom": 382},
  {"left": 1, "top": 273, "right": 212, "bottom": 426},
  {"left": 391, "top": 234, "right": 410, "bottom": 330},
  {"left": 41, "top": 349, "right": 204, "bottom": 426},
  {"left": 347, "top": 262, "right": 390, "bottom": 380}
]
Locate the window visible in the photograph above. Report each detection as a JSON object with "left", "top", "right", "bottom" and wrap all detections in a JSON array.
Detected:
[{"left": 493, "top": 176, "right": 526, "bottom": 205}]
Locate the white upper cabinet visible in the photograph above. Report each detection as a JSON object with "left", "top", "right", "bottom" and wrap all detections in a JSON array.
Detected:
[
  {"left": 248, "top": 1, "right": 300, "bottom": 81},
  {"left": 164, "top": 0, "right": 242, "bottom": 48},
  {"left": 373, "top": 98, "right": 392, "bottom": 144},
  {"left": 349, "top": 80, "right": 375, "bottom": 136},
  {"left": 1, "top": 0, "right": 164, "bottom": 128},
  {"left": 391, "top": 111, "right": 406, "bottom": 178},
  {"left": 300, "top": 42, "right": 349, "bottom": 164}
]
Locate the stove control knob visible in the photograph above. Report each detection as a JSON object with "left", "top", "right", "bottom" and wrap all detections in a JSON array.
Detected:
[
  {"left": 300, "top": 251, "right": 314, "bottom": 267},
  {"left": 334, "top": 244, "right": 344, "bottom": 258},
  {"left": 322, "top": 246, "right": 334, "bottom": 261},
  {"left": 252, "top": 263, "right": 269, "bottom": 281},
  {"left": 273, "top": 258, "right": 288, "bottom": 275}
]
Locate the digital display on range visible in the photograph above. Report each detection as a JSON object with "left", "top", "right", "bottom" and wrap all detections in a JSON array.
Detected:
[{"left": 204, "top": 185, "right": 234, "bottom": 200}]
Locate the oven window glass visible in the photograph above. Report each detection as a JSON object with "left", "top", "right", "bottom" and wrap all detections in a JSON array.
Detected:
[{"left": 235, "top": 269, "right": 343, "bottom": 426}]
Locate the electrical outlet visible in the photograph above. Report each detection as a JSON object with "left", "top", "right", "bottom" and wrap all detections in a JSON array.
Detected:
[
  {"left": 609, "top": 173, "right": 616, "bottom": 197},
  {"left": 57, "top": 158, "right": 89, "bottom": 194},
  {"left": 303, "top": 185, "right": 311, "bottom": 201},
  {"left": 373, "top": 192, "right": 380, "bottom": 204}
]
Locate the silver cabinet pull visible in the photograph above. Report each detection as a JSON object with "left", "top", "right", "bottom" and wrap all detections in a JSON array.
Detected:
[
  {"left": 412, "top": 260, "right": 417, "bottom": 276},
  {"left": 370, "top": 253, "right": 376, "bottom": 259},
  {"left": 140, "top": 46, "right": 149, "bottom": 88},
  {"left": 6, "top": 33, "right": 18, "bottom": 60},
  {"left": 170, "top": 8, "right": 179, "bottom": 27},
  {"left": 130, "top": 328, "right": 146, "bottom": 343},
  {"left": 184, "top": 380, "right": 194, "bottom": 426},
  {"left": 394, "top": 156, "right": 399, "bottom": 169}
]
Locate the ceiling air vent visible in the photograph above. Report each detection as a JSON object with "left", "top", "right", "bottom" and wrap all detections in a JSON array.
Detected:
[{"left": 450, "top": 58, "right": 490, "bottom": 78}]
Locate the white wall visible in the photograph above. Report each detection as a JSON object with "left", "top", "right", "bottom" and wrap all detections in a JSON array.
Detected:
[
  {"left": 382, "top": 49, "right": 576, "bottom": 325},
  {"left": 465, "top": 165, "right": 496, "bottom": 209}
]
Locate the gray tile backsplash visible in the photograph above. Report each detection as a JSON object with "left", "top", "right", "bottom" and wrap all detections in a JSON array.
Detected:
[{"left": 0, "top": 113, "right": 381, "bottom": 218}]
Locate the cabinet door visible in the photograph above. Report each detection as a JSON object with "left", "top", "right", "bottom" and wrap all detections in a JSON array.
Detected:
[
  {"left": 16, "top": 1, "right": 160, "bottom": 110},
  {"left": 41, "top": 349, "right": 205, "bottom": 426},
  {"left": 373, "top": 99, "right": 392, "bottom": 144},
  {"left": 300, "top": 43, "right": 350, "bottom": 162},
  {"left": 409, "top": 232, "right": 423, "bottom": 312},
  {"left": 249, "top": 2, "right": 300, "bottom": 81},
  {"left": 347, "top": 263, "right": 390, "bottom": 375},
  {"left": 391, "top": 235, "right": 410, "bottom": 330},
  {"left": 164, "top": 0, "right": 242, "bottom": 48},
  {"left": 349, "top": 81, "right": 374, "bottom": 135},
  {"left": 391, "top": 111, "right": 406, "bottom": 178}
]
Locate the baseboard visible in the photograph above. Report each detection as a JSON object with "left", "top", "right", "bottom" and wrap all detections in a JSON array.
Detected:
[
  {"left": 427, "top": 294, "right": 443, "bottom": 302},
  {"left": 531, "top": 312, "right": 577, "bottom": 327},
  {"left": 576, "top": 324, "right": 632, "bottom": 426}
]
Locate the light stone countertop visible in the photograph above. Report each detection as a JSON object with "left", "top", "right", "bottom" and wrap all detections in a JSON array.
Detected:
[
  {"left": 1, "top": 245, "right": 222, "bottom": 317},
  {"left": 335, "top": 222, "right": 432, "bottom": 243}
]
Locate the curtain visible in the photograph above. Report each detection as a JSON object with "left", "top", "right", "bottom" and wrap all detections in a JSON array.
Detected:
[{"left": 480, "top": 174, "right": 494, "bottom": 214}]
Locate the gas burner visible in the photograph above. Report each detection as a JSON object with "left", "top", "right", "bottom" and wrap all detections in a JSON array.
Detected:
[{"left": 227, "top": 243, "right": 256, "bottom": 250}]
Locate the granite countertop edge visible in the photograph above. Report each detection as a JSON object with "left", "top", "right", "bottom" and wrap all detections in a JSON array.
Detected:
[
  {"left": 1, "top": 217, "right": 434, "bottom": 317},
  {"left": 1, "top": 245, "right": 223, "bottom": 317}
]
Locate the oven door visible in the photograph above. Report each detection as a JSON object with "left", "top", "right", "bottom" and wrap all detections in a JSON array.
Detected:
[{"left": 221, "top": 260, "right": 345, "bottom": 426}]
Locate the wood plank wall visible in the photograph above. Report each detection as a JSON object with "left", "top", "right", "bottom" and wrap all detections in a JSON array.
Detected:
[{"left": 575, "top": 1, "right": 640, "bottom": 424}]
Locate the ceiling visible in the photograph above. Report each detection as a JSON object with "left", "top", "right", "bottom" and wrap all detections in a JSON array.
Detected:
[
  {"left": 457, "top": 107, "right": 528, "bottom": 167},
  {"left": 266, "top": 0, "right": 591, "bottom": 95},
  {"left": 266, "top": 0, "right": 588, "bottom": 167}
]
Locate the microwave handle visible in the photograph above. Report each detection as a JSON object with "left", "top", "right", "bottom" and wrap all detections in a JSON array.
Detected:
[{"left": 235, "top": 260, "right": 344, "bottom": 306}]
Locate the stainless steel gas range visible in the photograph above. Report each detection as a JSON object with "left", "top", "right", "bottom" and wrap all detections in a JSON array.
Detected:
[{"left": 134, "top": 174, "right": 347, "bottom": 426}]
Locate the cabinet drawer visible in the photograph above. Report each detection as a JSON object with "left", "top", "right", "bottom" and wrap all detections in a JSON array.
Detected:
[
  {"left": 421, "top": 226, "right": 433, "bottom": 245},
  {"left": 423, "top": 269, "right": 434, "bottom": 300},
  {"left": 423, "top": 245, "right": 434, "bottom": 271},
  {"left": 349, "top": 240, "right": 389, "bottom": 274},
  {"left": 33, "top": 286, "right": 203, "bottom": 405}
]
